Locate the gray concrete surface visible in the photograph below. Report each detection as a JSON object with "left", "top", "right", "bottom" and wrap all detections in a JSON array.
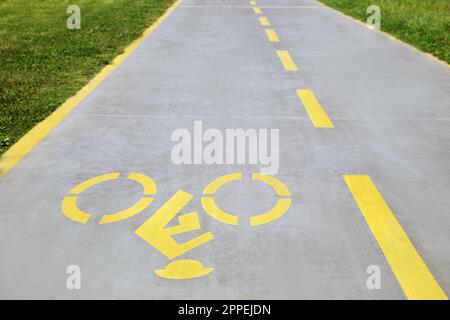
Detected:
[{"left": 0, "top": 0, "right": 449, "bottom": 299}]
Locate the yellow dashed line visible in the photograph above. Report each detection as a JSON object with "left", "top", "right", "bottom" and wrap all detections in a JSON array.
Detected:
[
  {"left": 265, "top": 29, "right": 280, "bottom": 42},
  {"left": 259, "top": 16, "right": 270, "bottom": 26},
  {"left": 343, "top": 175, "right": 448, "bottom": 300},
  {"left": 296, "top": 89, "right": 334, "bottom": 128},
  {"left": 253, "top": 6, "right": 262, "bottom": 14},
  {"left": 276, "top": 50, "right": 298, "bottom": 71}
]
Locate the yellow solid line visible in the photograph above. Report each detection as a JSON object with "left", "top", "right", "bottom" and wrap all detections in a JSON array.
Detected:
[
  {"left": 276, "top": 50, "right": 298, "bottom": 71},
  {"left": 296, "top": 89, "right": 334, "bottom": 128},
  {"left": 265, "top": 29, "right": 279, "bottom": 42},
  {"left": 253, "top": 6, "right": 262, "bottom": 14},
  {"left": 0, "top": 0, "right": 183, "bottom": 179},
  {"left": 343, "top": 175, "right": 448, "bottom": 300},
  {"left": 259, "top": 16, "right": 270, "bottom": 26}
]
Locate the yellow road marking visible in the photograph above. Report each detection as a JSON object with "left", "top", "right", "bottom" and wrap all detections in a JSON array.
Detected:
[
  {"left": 201, "top": 173, "right": 291, "bottom": 226},
  {"left": 62, "top": 190, "right": 154, "bottom": 225},
  {"left": 61, "top": 196, "right": 91, "bottom": 224},
  {"left": 250, "top": 173, "right": 291, "bottom": 225},
  {"left": 252, "top": 173, "right": 290, "bottom": 196},
  {"left": 250, "top": 0, "right": 256, "bottom": 5},
  {"left": 201, "top": 172, "right": 242, "bottom": 225},
  {"left": 276, "top": 50, "right": 298, "bottom": 71},
  {"left": 259, "top": 16, "right": 270, "bottom": 26},
  {"left": 277, "top": 50, "right": 298, "bottom": 71},
  {"left": 0, "top": 0, "right": 183, "bottom": 179},
  {"left": 203, "top": 172, "right": 242, "bottom": 195},
  {"left": 70, "top": 172, "right": 120, "bottom": 194},
  {"left": 253, "top": 6, "right": 262, "bottom": 14},
  {"left": 99, "top": 197, "right": 154, "bottom": 224},
  {"left": 296, "top": 89, "right": 334, "bottom": 128},
  {"left": 250, "top": 199, "right": 291, "bottom": 226},
  {"left": 135, "top": 190, "right": 214, "bottom": 259},
  {"left": 201, "top": 197, "right": 239, "bottom": 225},
  {"left": 62, "top": 172, "right": 157, "bottom": 224},
  {"left": 155, "top": 259, "right": 214, "bottom": 280},
  {"left": 265, "top": 29, "right": 280, "bottom": 42},
  {"left": 127, "top": 172, "right": 157, "bottom": 195},
  {"left": 343, "top": 175, "right": 448, "bottom": 300}
]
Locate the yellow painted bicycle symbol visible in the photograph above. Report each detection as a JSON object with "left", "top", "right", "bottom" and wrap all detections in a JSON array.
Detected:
[{"left": 61, "top": 172, "right": 292, "bottom": 280}]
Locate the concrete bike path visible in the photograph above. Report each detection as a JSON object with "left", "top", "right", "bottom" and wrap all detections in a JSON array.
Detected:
[{"left": 0, "top": 0, "right": 449, "bottom": 299}]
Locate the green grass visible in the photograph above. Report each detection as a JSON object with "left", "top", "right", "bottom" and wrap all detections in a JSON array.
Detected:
[
  {"left": 0, "top": 0, "right": 175, "bottom": 154},
  {"left": 319, "top": 0, "right": 450, "bottom": 64}
]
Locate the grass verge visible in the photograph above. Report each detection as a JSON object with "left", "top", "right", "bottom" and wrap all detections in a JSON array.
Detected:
[
  {"left": 319, "top": 0, "right": 450, "bottom": 64},
  {"left": 0, "top": 0, "right": 175, "bottom": 154}
]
